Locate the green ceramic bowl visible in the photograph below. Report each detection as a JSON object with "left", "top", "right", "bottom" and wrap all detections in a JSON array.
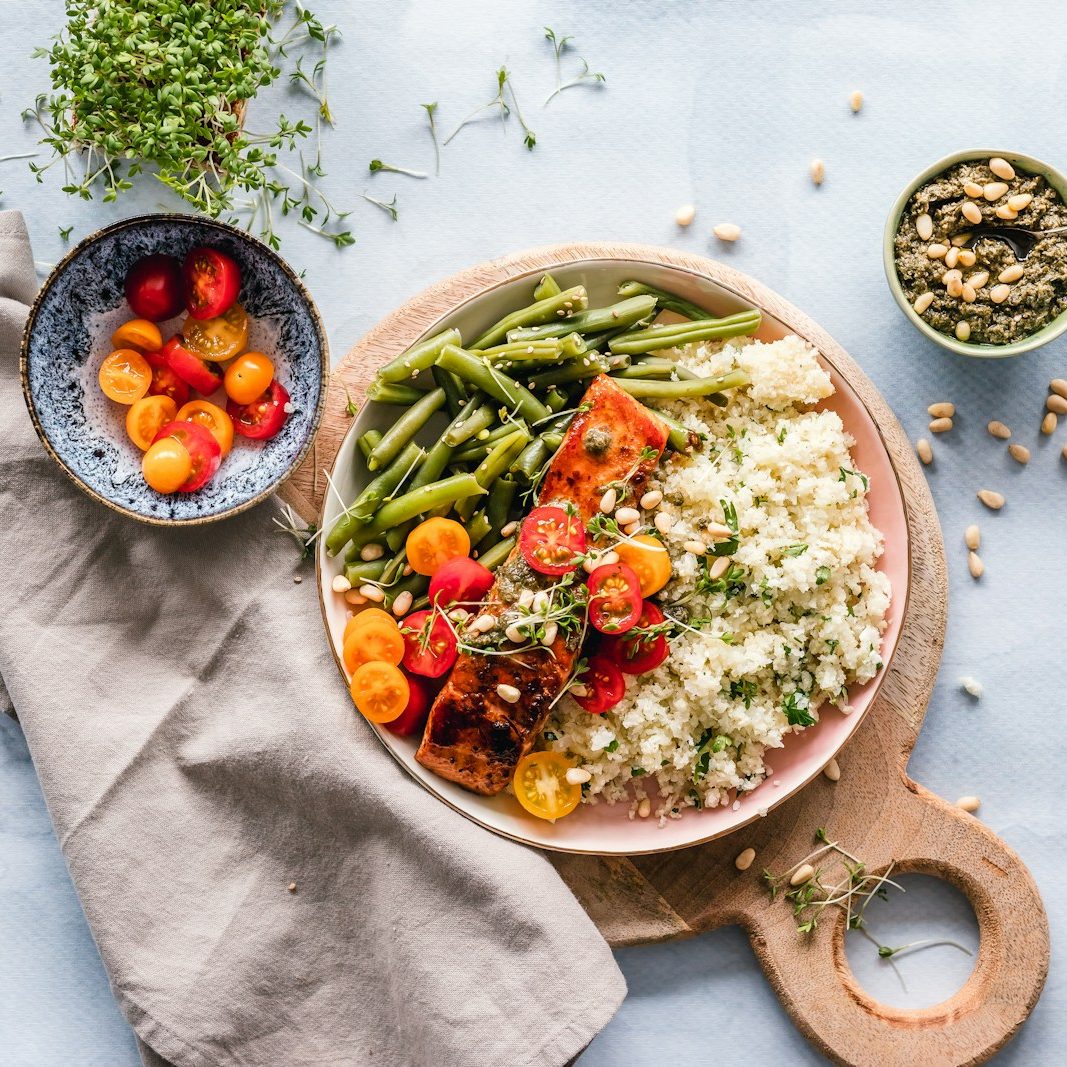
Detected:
[{"left": 883, "top": 149, "right": 1067, "bottom": 358}]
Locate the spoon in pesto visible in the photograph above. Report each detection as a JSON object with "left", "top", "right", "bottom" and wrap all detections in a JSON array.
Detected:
[{"left": 962, "top": 224, "right": 1067, "bottom": 260}]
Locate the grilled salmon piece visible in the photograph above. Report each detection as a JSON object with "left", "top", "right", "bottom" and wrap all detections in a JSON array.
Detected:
[{"left": 416, "top": 376, "right": 669, "bottom": 796}]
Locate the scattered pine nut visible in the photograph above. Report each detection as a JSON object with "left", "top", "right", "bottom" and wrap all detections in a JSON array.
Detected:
[
  {"left": 965, "top": 524, "right": 980, "bottom": 550},
  {"left": 735, "top": 847, "right": 756, "bottom": 871},
  {"left": 946, "top": 278, "right": 964, "bottom": 298},
  {"left": 956, "top": 321, "right": 971, "bottom": 341},
  {"left": 927, "top": 243, "right": 948, "bottom": 259},
  {"left": 956, "top": 795, "right": 981, "bottom": 813},
  {"left": 287, "top": 882, "right": 298, "bottom": 893},
  {"left": 929, "top": 417, "right": 953, "bottom": 433},
  {"left": 983, "top": 181, "right": 1009, "bottom": 201},
  {"left": 969, "top": 270, "right": 990, "bottom": 290},
  {"left": 360, "top": 543, "right": 384, "bottom": 562},
  {"left": 565, "top": 767, "right": 592, "bottom": 785},
  {"left": 471, "top": 614, "right": 496, "bottom": 633},
  {"left": 654, "top": 511, "right": 674, "bottom": 534},
  {"left": 951, "top": 232, "right": 972, "bottom": 247},
  {"left": 705, "top": 521, "right": 735, "bottom": 540},
  {"left": 1008, "top": 443, "right": 1030, "bottom": 464},
  {"left": 640, "top": 489, "right": 663, "bottom": 510},
  {"left": 344, "top": 589, "right": 368, "bottom": 606},
  {"left": 916, "top": 438, "right": 933, "bottom": 465},
  {"left": 675, "top": 203, "right": 696, "bottom": 227},
  {"left": 1047, "top": 394, "right": 1067, "bottom": 415},
  {"left": 995, "top": 204, "right": 1019, "bottom": 221},
  {"left": 1050, "top": 378, "right": 1067, "bottom": 399},
  {"left": 986, "top": 420, "right": 1011, "bottom": 439},
  {"left": 944, "top": 246, "right": 960, "bottom": 269},
  {"left": 968, "top": 551, "right": 984, "bottom": 579},
  {"left": 941, "top": 268, "right": 963, "bottom": 285},
  {"left": 623, "top": 520, "right": 641, "bottom": 537},
  {"left": 637, "top": 797, "right": 652, "bottom": 818},
  {"left": 913, "top": 292, "right": 934, "bottom": 314},
  {"left": 927, "top": 402, "right": 955, "bottom": 418},
  {"left": 810, "top": 159, "right": 825, "bottom": 186},
  {"left": 713, "top": 222, "right": 741, "bottom": 242},
  {"left": 707, "top": 555, "right": 731, "bottom": 580},
  {"left": 988, "top": 157, "right": 1015, "bottom": 181},
  {"left": 916, "top": 214, "right": 934, "bottom": 241},
  {"left": 614, "top": 506, "right": 640, "bottom": 526},
  {"left": 990, "top": 284, "right": 1011, "bottom": 304},
  {"left": 391, "top": 590, "right": 413, "bottom": 617},
  {"left": 293, "top": 575, "right": 303, "bottom": 584},
  {"left": 790, "top": 863, "right": 816, "bottom": 886},
  {"left": 500, "top": 521, "right": 518, "bottom": 537},
  {"left": 960, "top": 675, "right": 983, "bottom": 698},
  {"left": 998, "top": 263, "right": 1025, "bottom": 283},
  {"left": 962, "top": 180, "right": 983, "bottom": 197},
  {"left": 1008, "top": 192, "right": 1032, "bottom": 211},
  {"left": 1041, "top": 412, "right": 1058, "bottom": 435},
  {"left": 849, "top": 90, "right": 864, "bottom": 113},
  {"left": 961, "top": 201, "right": 982, "bottom": 225},
  {"left": 496, "top": 683, "right": 521, "bottom": 703},
  {"left": 823, "top": 758, "right": 841, "bottom": 782},
  {"left": 359, "top": 584, "right": 386, "bottom": 602},
  {"left": 683, "top": 539, "right": 708, "bottom": 555},
  {"left": 961, "top": 282, "right": 977, "bottom": 303},
  {"left": 331, "top": 574, "right": 352, "bottom": 593},
  {"left": 958, "top": 249, "right": 977, "bottom": 267},
  {"left": 599, "top": 488, "right": 617, "bottom": 514},
  {"left": 977, "top": 489, "right": 1005, "bottom": 510}
]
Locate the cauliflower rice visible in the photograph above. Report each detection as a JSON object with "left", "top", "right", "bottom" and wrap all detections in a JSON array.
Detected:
[{"left": 545, "top": 334, "right": 890, "bottom": 820}]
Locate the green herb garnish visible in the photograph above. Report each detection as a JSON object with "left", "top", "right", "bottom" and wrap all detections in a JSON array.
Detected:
[{"left": 369, "top": 159, "right": 427, "bottom": 178}]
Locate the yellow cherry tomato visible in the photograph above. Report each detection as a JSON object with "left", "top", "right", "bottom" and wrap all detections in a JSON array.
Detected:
[
  {"left": 125, "top": 395, "right": 177, "bottom": 451},
  {"left": 223, "top": 351, "right": 274, "bottom": 404},
  {"left": 512, "top": 751, "right": 582, "bottom": 821},
  {"left": 111, "top": 318, "right": 163, "bottom": 353},
  {"left": 350, "top": 661, "right": 409, "bottom": 723},
  {"left": 343, "top": 618, "right": 405, "bottom": 673},
  {"left": 406, "top": 517, "right": 471, "bottom": 576},
  {"left": 182, "top": 302, "right": 249, "bottom": 362},
  {"left": 176, "top": 400, "right": 234, "bottom": 455},
  {"left": 343, "top": 608, "right": 397, "bottom": 644},
  {"left": 614, "top": 534, "right": 673, "bottom": 597},
  {"left": 142, "top": 436, "right": 192, "bottom": 494},
  {"left": 98, "top": 349, "right": 152, "bottom": 405}
]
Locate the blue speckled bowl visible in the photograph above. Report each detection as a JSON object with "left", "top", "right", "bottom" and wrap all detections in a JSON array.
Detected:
[{"left": 20, "top": 214, "right": 329, "bottom": 525}]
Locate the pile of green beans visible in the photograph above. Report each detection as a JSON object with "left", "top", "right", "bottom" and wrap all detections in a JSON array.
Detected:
[{"left": 326, "top": 275, "right": 760, "bottom": 610}]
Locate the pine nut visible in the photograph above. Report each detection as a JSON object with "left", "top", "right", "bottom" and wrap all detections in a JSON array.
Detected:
[
  {"left": 951, "top": 232, "right": 972, "bottom": 247},
  {"left": 986, "top": 420, "right": 1011, "bottom": 439},
  {"left": 983, "top": 181, "right": 1009, "bottom": 201},
  {"left": 1047, "top": 395, "right": 1067, "bottom": 415},
  {"left": 956, "top": 321, "right": 971, "bottom": 341},
  {"left": 708, "top": 555, "right": 731, "bottom": 580},
  {"left": 916, "top": 213, "right": 934, "bottom": 241},
  {"left": 654, "top": 511, "right": 674, "bottom": 534},
  {"left": 542, "top": 621, "right": 558, "bottom": 646},
  {"left": 505, "top": 623, "right": 525, "bottom": 644},
  {"left": 965, "top": 524, "right": 980, "bottom": 550},
  {"left": 601, "top": 550, "right": 620, "bottom": 566},
  {"left": 968, "top": 270, "right": 990, "bottom": 289},
  {"left": 623, "top": 520, "right": 641, "bottom": 537},
  {"left": 448, "top": 608, "right": 470, "bottom": 623},
  {"left": 391, "top": 590, "right": 413, "bottom": 617},
  {"left": 790, "top": 863, "right": 816, "bottom": 886},
  {"left": 977, "top": 489, "right": 1005, "bottom": 510},
  {"left": 998, "top": 263, "right": 1025, "bottom": 283},
  {"left": 471, "top": 614, "right": 496, "bottom": 633},
  {"left": 531, "top": 590, "right": 549, "bottom": 613},
  {"left": 958, "top": 249, "right": 977, "bottom": 267},
  {"left": 927, "top": 243, "right": 948, "bottom": 259},
  {"left": 496, "top": 683, "right": 521, "bottom": 703},
  {"left": 946, "top": 279, "right": 963, "bottom": 298},
  {"left": 913, "top": 292, "right": 934, "bottom": 314},
  {"left": 849, "top": 90, "right": 864, "bottom": 112},
  {"left": 968, "top": 551, "right": 984, "bottom": 579},
  {"left": 823, "top": 757, "right": 841, "bottom": 782},
  {"left": 637, "top": 797, "right": 652, "bottom": 818},
  {"left": 1050, "top": 378, "right": 1067, "bottom": 399},
  {"left": 683, "top": 540, "right": 708, "bottom": 555},
  {"left": 565, "top": 767, "right": 591, "bottom": 785},
  {"left": 928, "top": 402, "right": 956, "bottom": 417},
  {"left": 675, "top": 203, "right": 696, "bottom": 227},
  {"left": 714, "top": 223, "right": 741, "bottom": 242},
  {"left": 944, "top": 246, "right": 960, "bottom": 269},
  {"left": 956, "top": 795, "right": 981, "bottom": 813},
  {"left": 988, "top": 157, "right": 1015, "bottom": 180},
  {"left": 343, "top": 589, "right": 367, "bottom": 606},
  {"left": 705, "top": 521, "right": 734, "bottom": 540},
  {"left": 360, "top": 543, "right": 384, "bottom": 562},
  {"left": 599, "top": 488, "right": 617, "bottom": 514},
  {"left": 916, "top": 438, "right": 933, "bottom": 464},
  {"left": 735, "top": 847, "right": 756, "bottom": 871},
  {"left": 941, "top": 269, "right": 963, "bottom": 285},
  {"left": 962, "top": 180, "right": 984, "bottom": 198},
  {"left": 615, "top": 506, "right": 640, "bottom": 525},
  {"left": 1008, "top": 443, "right": 1030, "bottom": 464},
  {"left": 359, "top": 584, "right": 385, "bottom": 602},
  {"left": 929, "top": 417, "right": 953, "bottom": 433},
  {"left": 1008, "top": 192, "right": 1032, "bottom": 211},
  {"left": 1042, "top": 412, "right": 1058, "bottom": 435},
  {"left": 810, "top": 159, "right": 825, "bottom": 186},
  {"left": 961, "top": 201, "right": 982, "bottom": 224},
  {"left": 990, "top": 284, "right": 1011, "bottom": 304},
  {"left": 995, "top": 204, "right": 1018, "bottom": 221},
  {"left": 640, "top": 489, "right": 663, "bottom": 510},
  {"left": 331, "top": 574, "right": 352, "bottom": 593},
  {"left": 500, "top": 521, "right": 517, "bottom": 537},
  {"left": 518, "top": 589, "right": 535, "bottom": 608},
  {"left": 961, "top": 283, "right": 977, "bottom": 303}
]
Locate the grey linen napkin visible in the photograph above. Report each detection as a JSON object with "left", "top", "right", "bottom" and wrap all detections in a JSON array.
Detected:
[{"left": 0, "top": 211, "right": 625, "bottom": 1067}]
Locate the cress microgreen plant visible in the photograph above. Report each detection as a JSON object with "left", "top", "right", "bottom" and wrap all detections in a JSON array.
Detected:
[{"left": 543, "top": 27, "right": 606, "bottom": 106}]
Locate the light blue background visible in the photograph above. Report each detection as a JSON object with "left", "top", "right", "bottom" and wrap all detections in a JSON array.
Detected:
[{"left": 2, "top": 1, "right": 1064, "bottom": 1063}]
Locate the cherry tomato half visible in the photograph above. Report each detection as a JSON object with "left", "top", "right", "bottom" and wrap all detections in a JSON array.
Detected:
[
  {"left": 141, "top": 437, "right": 192, "bottom": 494},
  {"left": 144, "top": 350, "right": 191, "bottom": 407},
  {"left": 573, "top": 655, "right": 626, "bottom": 715},
  {"left": 227, "top": 380, "right": 290, "bottom": 441},
  {"left": 428, "top": 556, "right": 495, "bottom": 608},
  {"left": 406, "top": 517, "right": 471, "bottom": 576},
  {"left": 177, "top": 400, "right": 234, "bottom": 455},
  {"left": 162, "top": 336, "right": 224, "bottom": 395},
  {"left": 124, "top": 254, "right": 184, "bottom": 322},
  {"left": 519, "top": 505, "right": 587, "bottom": 576},
  {"left": 384, "top": 672, "right": 433, "bottom": 737},
  {"left": 343, "top": 617, "right": 404, "bottom": 673},
  {"left": 111, "top": 318, "right": 163, "bottom": 354},
  {"left": 614, "top": 534, "right": 673, "bottom": 597},
  {"left": 512, "top": 751, "right": 582, "bottom": 821},
  {"left": 587, "top": 562, "right": 643, "bottom": 635},
  {"left": 602, "top": 600, "right": 670, "bottom": 675},
  {"left": 150, "top": 420, "right": 222, "bottom": 493},
  {"left": 350, "top": 661, "right": 409, "bottom": 724},
  {"left": 224, "top": 351, "right": 274, "bottom": 405},
  {"left": 400, "top": 609, "right": 458, "bottom": 679},
  {"left": 182, "top": 303, "right": 249, "bottom": 362},
  {"left": 98, "top": 349, "right": 152, "bottom": 404},
  {"left": 183, "top": 246, "right": 241, "bottom": 320},
  {"left": 343, "top": 608, "right": 397, "bottom": 643},
  {"left": 125, "top": 394, "right": 177, "bottom": 451}
]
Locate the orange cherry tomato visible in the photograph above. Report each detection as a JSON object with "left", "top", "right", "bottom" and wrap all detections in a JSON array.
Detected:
[
  {"left": 182, "top": 302, "right": 249, "bottom": 362},
  {"left": 343, "top": 618, "right": 405, "bottom": 673},
  {"left": 125, "top": 395, "right": 177, "bottom": 451},
  {"left": 406, "top": 517, "right": 471, "bottom": 576},
  {"left": 512, "top": 752, "right": 582, "bottom": 820},
  {"left": 98, "top": 349, "right": 152, "bottom": 405},
  {"left": 349, "top": 661, "right": 410, "bottom": 723},
  {"left": 111, "top": 318, "right": 163, "bottom": 353},
  {"left": 614, "top": 534, "right": 673, "bottom": 597},
  {"left": 223, "top": 351, "right": 274, "bottom": 404},
  {"left": 343, "top": 608, "right": 397, "bottom": 643},
  {"left": 142, "top": 436, "right": 192, "bottom": 494},
  {"left": 176, "top": 400, "right": 234, "bottom": 455}
]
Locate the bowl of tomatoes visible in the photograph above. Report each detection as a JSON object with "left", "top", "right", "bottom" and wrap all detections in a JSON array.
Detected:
[{"left": 20, "top": 214, "right": 328, "bottom": 524}]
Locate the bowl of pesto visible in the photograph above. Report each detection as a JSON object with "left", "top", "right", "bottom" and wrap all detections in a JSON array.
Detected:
[{"left": 884, "top": 149, "right": 1067, "bottom": 357}]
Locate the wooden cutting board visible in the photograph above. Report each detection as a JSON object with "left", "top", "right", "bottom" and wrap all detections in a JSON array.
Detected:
[{"left": 280, "top": 243, "right": 1048, "bottom": 1066}]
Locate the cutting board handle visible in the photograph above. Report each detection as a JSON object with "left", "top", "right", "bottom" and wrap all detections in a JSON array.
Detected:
[{"left": 743, "top": 785, "right": 1048, "bottom": 1066}]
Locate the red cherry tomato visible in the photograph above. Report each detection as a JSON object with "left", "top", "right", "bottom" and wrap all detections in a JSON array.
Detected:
[
  {"left": 602, "top": 600, "right": 671, "bottom": 674},
  {"left": 144, "top": 350, "right": 191, "bottom": 407},
  {"left": 384, "top": 673, "right": 433, "bottom": 737},
  {"left": 183, "top": 246, "right": 241, "bottom": 320},
  {"left": 519, "top": 505, "right": 587, "bottom": 576},
  {"left": 400, "top": 610, "right": 458, "bottom": 679},
  {"left": 573, "top": 655, "right": 626, "bottom": 714},
  {"left": 587, "top": 562, "right": 643, "bottom": 635},
  {"left": 227, "top": 380, "right": 290, "bottom": 440},
  {"left": 124, "top": 254, "right": 184, "bottom": 322},
  {"left": 162, "top": 336, "right": 224, "bottom": 395},
  {"left": 428, "top": 556, "right": 495, "bottom": 608},
  {"left": 150, "top": 420, "right": 222, "bottom": 492}
]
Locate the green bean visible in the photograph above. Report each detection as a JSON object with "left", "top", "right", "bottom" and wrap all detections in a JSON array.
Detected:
[
  {"left": 465, "top": 510, "right": 492, "bottom": 546},
  {"left": 386, "top": 520, "right": 414, "bottom": 552},
  {"left": 608, "top": 311, "right": 761, "bottom": 355},
  {"left": 432, "top": 366, "right": 468, "bottom": 417},
  {"left": 377, "top": 327, "right": 463, "bottom": 383},
  {"left": 543, "top": 431, "right": 563, "bottom": 451},
  {"left": 559, "top": 332, "right": 588, "bottom": 358},
  {"left": 646, "top": 407, "right": 703, "bottom": 453},
  {"left": 443, "top": 401, "right": 496, "bottom": 447},
  {"left": 611, "top": 359, "right": 698, "bottom": 381},
  {"left": 450, "top": 419, "right": 529, "bottom": 463},
  {"left": 486, "top": 476, "right": 517, "bottom": 535},
  {"left": 511, "top": 437, "right": 549, "bottom": 482},
  {"left": 482, "top": 338, "right": 564, "bottom": 363},
  {"left": 343, "top": 557, "right": 389, "bottom": 586},
  {"left": 367, "top": 387, "right": 446, "bottom": 471},
  {"left": 367, "top": 380, "right": 428, "bottom": 406},
  {"left": 409, "top": 437, "right": 455, "bottom": 491},
  {"left": 507, "top": 295, "right": 658, "bottom": 343},
  {"left": 435, "top": 345, "right": 550, "bottom": 423},
  {"left": 616, "top": 281, "right": 709, "bottom": 320},
  {"left": 612, "top": 369, "right": 750, "bottom": 400},
  {"left": 410, "top": 594, "right": 431, "bottom": 613},
  {"left": 357, "top": 429, "right": 382, "bottom": 461},
  {"left": 527, "top": 354, "right": 610, "bottom": 389},
  {"left": 471, "top": 285, "right": 588, "bottom": 349},
  {"left": 478, "top": 535, "right": 517, "bottom": 572},
  {"left": 380, "top": 547, "right": 409, "bottom": 586},
  {"left": 457, "top": 428, "right": 530, "bottom": 519},
  {"left": 545, "top": 388, "right": 568, "bottom": 412},
  {"left": 533, "top": 273, "right": 561, "bottom": 301}
]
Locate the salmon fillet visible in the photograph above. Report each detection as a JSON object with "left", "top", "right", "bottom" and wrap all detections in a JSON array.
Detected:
[{"left": 415, "top": 376, "right": 669, "bottom": 795}]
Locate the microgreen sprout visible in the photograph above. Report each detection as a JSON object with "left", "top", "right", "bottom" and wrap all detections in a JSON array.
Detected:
[
  {"left": 58, "top": 225, "right": 73, "bottom": 241},
  {"left": 369, "top": 159, "right": 428, "bottom": 178},
  {"left": 543, "top": 27, "right": 606, "bottom": 106},
  {"left": 273, "top": 503, "right": 320, "bottom": 560},
  {"left": 361, "top": 191, "right": 399, "bottom": 221},
  {"left": 343, "top": 386, "right": 359, "bottom": 418},
  {"left": 443, "top": 66, "right": 535, "bottom": 149},
  {"left": 421, "top": 103, "right": 441, "bottom": 175}
]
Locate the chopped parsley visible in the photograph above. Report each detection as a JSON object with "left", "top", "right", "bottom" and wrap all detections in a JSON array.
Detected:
[
  {"left": 604, "top": 738, "right": 620, "bottom": 754},
  {"left": 815, "top": 566, "right": 831, "bottom": 585},
  {"left": 783, "top": 543, "right": 808, "bottom": 557},
  {"left": 783, "top": 690, "right": 816, "bottom": 728}
]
